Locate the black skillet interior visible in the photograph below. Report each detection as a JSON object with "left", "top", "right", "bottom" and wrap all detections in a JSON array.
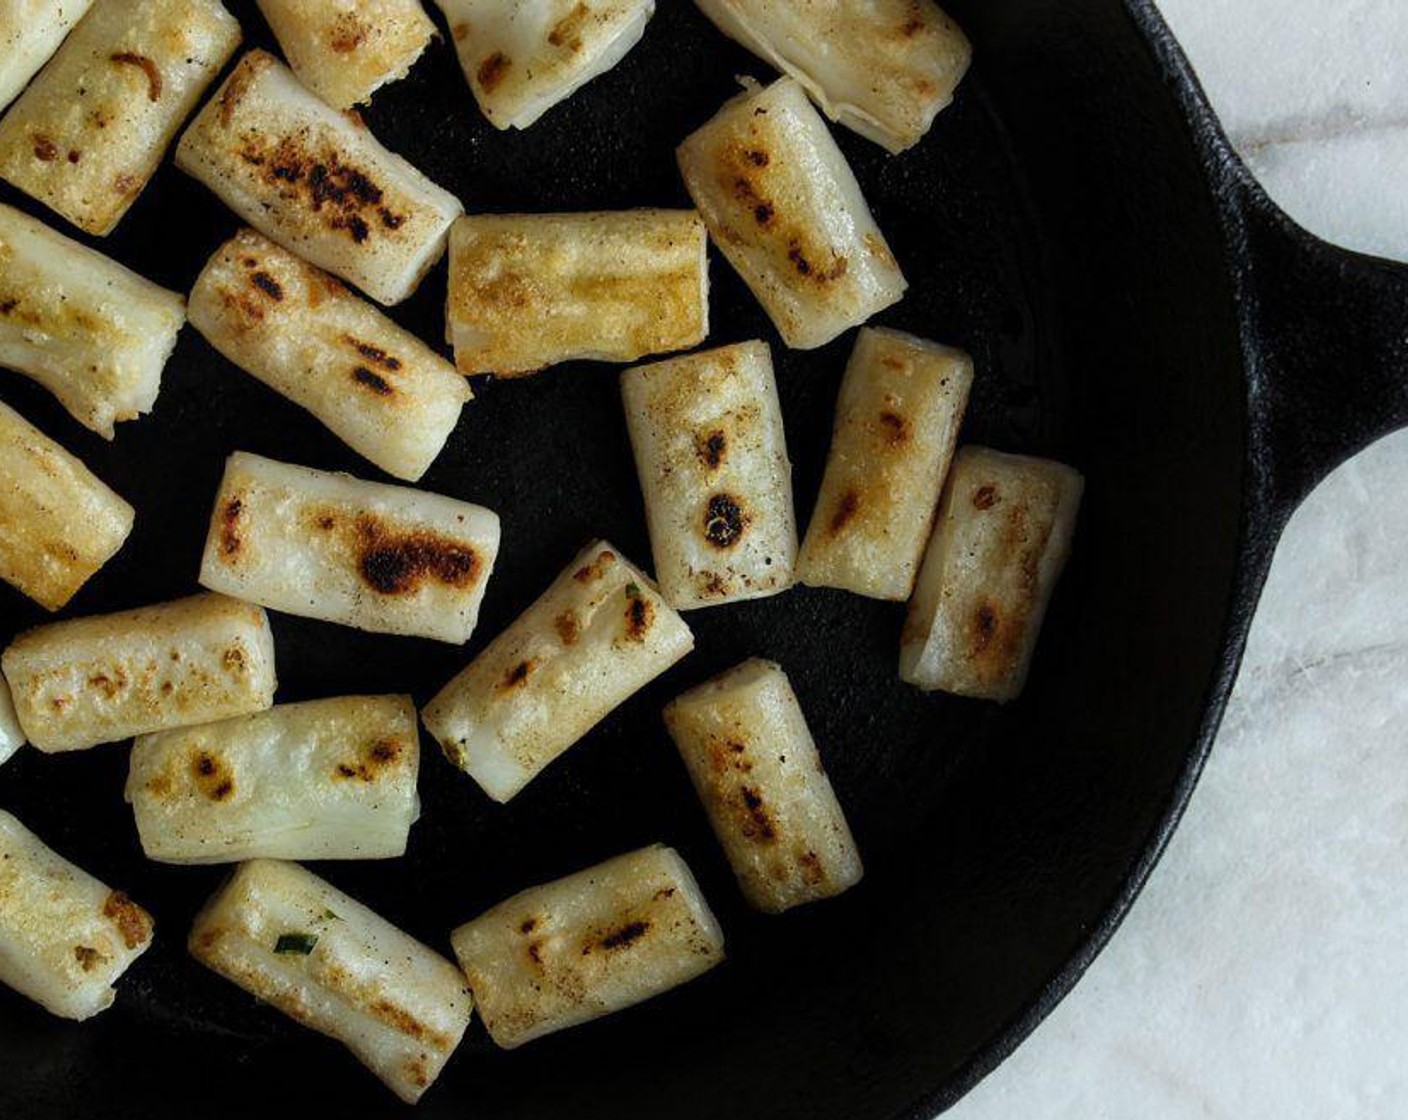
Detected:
[{"left": 0, "top": 2, "right": 1260, "bottom": 1117}]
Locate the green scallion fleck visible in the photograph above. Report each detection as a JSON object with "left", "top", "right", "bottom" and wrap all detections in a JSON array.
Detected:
[
  {"left": 625, "top": 582, "right": 643, "bottom": 598},
  {"left": 274, "top": 933, "right": 318, "bottom": 955}
]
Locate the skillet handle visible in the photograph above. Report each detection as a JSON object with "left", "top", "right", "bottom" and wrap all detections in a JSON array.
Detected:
[{"left": 1237, "top": 180, "right": 1408, "bottom": 518}]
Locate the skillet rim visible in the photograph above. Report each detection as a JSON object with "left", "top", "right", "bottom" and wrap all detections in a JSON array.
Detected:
[{"left": 899, "top": 1, "right": 1344, "bottom": 1112}]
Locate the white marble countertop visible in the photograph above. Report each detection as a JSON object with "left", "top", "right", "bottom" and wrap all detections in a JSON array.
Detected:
[{"left": 950, "top": 2, "right": 1408, "bottom": 1116}]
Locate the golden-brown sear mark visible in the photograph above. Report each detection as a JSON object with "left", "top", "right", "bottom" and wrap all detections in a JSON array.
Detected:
[
  {"left": 704, "top": 493, "right": 747, "bottom": 548},
  {"left": 547, "top": 3, "right": 590, "bottom": 50},
  {"left": 403, "top": 1057, "right": 431, "bottom": 1090},
  {"left": 461, "top": 269, "right": 536, "bottom": 317},
  {"left": 787, "top": 243, "right": 848, "bottom": 282},
  {"left": 972, "top": 484, "right": 999, "bottom": 510},
  {"left": 797, "top": 848, "right": 825, "bottom": 885},
  {"left": 879, "top": 410, "right": 909, "bottom": 446},
  {"left": 370, "top": 998, "right": 452, "bottom": 1049},
  {"left": 351, "top": 366, "right": 393, "bottom": 395},
  {"left": 334, "top": 738, "right": 405, "bottom": 782},
  {"left": 829, "top": 490, "right": 860, "bottom": 535},
  {"left": 499, "top": 659, "right": 535, "bottom": 691},
  {"left": 229, "top": 255, "right": 284, "bottom": 313},
  {"left": 345, "top": 336, "right": 402, "bottom": 372},
  {"left": 74, "top": 945, "right": 106, "bottom": 971},
  {"left": 477, "top": 52, "right": 511, "bottom": 92},
  {"left": 250, "top": 271, "right": 283, "bottom": 301},
  {"left": 224, "top": 289, "right": 263, "bottom": 320},
  {"left": 718, "top": 127, "right": 854, "bottom": 285},
  {"left": 220, "top": 497, "right": 244, "bottom": 558},
  {"left": 110, "top": 52, "right": 163, "bottom": 101},
  {"left": 708, "top": 736, "right": 753, "bottom": 776},
  {"left": 573, "top": 549, "right": 616, "bottom": 583},
  {"left": 302, "top": 507, "right": 481, "bottom": 595},
  {"left": 730, "top": 171, "right": 772, "bottom": 225},
  {"left": 555, "top": 611, "right": 580, "bottom": 645},
  {"left": 961, "top": 497, "right": 1058, "bottom": 681},
  {"left": 354, "top": 515, "right": 480, "bottom": 596},
  {"left": 723, "top": 140, "right": 858, "bottom": 283},
  {"left": 87, "top": 669, "right": 126, "bottom": 699},
  {"left": 732, "top": 173, "right": 761, "bottom": 200},
  {"left": 103, "top": 891, "right": 153, "bottom": 950},
  {"left": 307, "top": 272, "right": 338, "bottom": 309},
  {"left": 697, "top": 430, "right": 728, "bottom": 470},
  {"left": 328, "top": 14, "right": 368, "bottom": 53},
  {"left": 237, "top": 134, "right": 402, "bottom": 245},
  {"left": 963, "top": 591, "right": 1029, "bottom": 685},
  {"left": 738, "top": 786, "right": 777, "bottom": 841},
  {"left": 218, "top": 55, "right": 265, "bottom": 125},
  {"left": 371, "top": 740, "right": 401, "bottom": 764},
  {"left": 191, "top": 749, "right": 236, "bottom": 801},
  {"left": 591, "top": 919, "right": 651, "bottom": 952},
  {"left": 1004, "top": 497, "right": 1055, "bottom": 594},
  {"left": 623, "top": 587, "right": 654, "bottom": 641},
  {"left": 971, "top": 600, "right": 1000, "bottom": 652}
]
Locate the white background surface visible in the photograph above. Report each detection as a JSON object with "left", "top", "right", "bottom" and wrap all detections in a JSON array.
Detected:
[{"left": 949, "top": 1, "right": 1408, "bottom": 1116}]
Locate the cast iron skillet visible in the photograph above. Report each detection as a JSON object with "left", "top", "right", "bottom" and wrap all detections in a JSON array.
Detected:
[{"left": 1, "top": 2, "right": 1406, "bottom": 1116}]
